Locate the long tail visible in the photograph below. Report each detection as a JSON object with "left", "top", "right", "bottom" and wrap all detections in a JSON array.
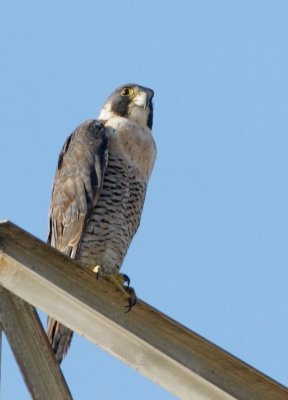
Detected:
[{"left": 46, "top": 317, "right": 73, "bottom": 364}]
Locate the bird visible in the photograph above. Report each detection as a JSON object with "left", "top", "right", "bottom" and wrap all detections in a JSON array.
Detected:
[{"left": 46, "top": 84, "right": 156, "bottom": 363}]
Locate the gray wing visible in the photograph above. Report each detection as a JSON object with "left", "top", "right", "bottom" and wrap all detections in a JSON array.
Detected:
[{"left": 48, "top": 119, "right": 109, "bottom": 258}]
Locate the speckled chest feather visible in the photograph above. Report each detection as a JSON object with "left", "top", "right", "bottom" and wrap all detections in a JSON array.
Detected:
[{"left": 76, "top": 117, "right": 156, "bottom": 273}]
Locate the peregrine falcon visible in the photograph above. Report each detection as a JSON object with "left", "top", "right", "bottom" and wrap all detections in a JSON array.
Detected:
[{"left": 46, "top": 84, "right": 156, "bottom": 363}]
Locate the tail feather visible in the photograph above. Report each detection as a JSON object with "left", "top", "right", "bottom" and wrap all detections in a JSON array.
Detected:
[{"left": 46, "top": 317, "right": 73, "bottom": 364}]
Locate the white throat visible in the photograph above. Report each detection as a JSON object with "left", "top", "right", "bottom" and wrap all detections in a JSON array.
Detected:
[
  {"left": 98, "top": 102, "right": 114, "bottom": 121},
  {"left": 98, "top": 101, "right": 149, "bottom": 129}
]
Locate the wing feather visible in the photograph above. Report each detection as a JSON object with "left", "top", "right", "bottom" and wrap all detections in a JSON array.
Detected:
[{"left": 48, "top": 119, "right": 108, "bottom": 257}]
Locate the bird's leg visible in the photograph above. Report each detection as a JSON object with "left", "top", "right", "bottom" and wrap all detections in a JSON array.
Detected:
[
  {"left": 92, "top": 265, "right": 101, "bottom": 279},
  {"left": 92, "top": 265, "right": 137, "bottom": 312}
]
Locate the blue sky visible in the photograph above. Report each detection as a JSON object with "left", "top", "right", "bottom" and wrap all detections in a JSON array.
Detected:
[{"left": 1, "top": 1, "right": 288, "bottom": 398}]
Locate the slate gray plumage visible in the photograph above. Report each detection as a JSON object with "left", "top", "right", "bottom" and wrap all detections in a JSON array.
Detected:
[{"left": 46, "top": 84, "right": 156, "bottom": 363}]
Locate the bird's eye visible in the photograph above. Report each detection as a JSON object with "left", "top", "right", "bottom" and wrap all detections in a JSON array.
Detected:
[{"left": 121, "top": 87, "right": 133, "bottom": 96}]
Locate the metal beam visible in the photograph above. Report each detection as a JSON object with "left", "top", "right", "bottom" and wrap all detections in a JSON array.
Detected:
[
  {"left": 0, "top": 286, "right": 72, "bottom": 400},
  {"left": 0, "top": 221, "right": 287, "bottom": 400}
]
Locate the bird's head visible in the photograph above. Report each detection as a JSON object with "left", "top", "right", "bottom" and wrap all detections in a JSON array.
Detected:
[{"left": 98, "top": 84, "right": 154, "bottom": 129}]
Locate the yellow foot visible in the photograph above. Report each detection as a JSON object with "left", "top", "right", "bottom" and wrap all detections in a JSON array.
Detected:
[
  {"left": 92, "top": 265, "right": 101, "bottom": 279},
  {"left": 92, "top": 266, "right": 137, "bottom": 312}
]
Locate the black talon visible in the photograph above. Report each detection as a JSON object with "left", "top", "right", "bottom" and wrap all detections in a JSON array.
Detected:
[
  {"left": 125, "top": 302, "right": 132, "bottom": 313},
  {"left": 121, "top": 273, "right": 130, "bottom": 287},
  {"left": 124, "top": 287, "right": 137, "bottom": 313}
]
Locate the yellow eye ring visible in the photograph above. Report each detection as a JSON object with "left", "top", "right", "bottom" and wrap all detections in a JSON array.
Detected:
[{"left": 121, "top": 87, "right": 133, "bottom": 96}]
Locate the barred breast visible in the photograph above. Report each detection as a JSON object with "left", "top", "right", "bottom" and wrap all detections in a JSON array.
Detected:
[
  {"left": 75, "top": 118, "right": 156, "bottom": 273},
  {"left": 75, "top": 156, "right": 145, "bottom": 272}
]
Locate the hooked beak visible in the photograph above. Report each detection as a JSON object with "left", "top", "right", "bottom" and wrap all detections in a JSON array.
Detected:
[
  {"left": 134, "top": 91, "right": 148, "bottom": 109},
  {"left": 133, "top": 89, "right": 153, "bottom": 109}
]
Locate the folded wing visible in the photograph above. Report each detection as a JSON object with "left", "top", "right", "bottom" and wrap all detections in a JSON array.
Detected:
[{"left": 48, "top": 119, "right": 108, "bottom": 258}]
